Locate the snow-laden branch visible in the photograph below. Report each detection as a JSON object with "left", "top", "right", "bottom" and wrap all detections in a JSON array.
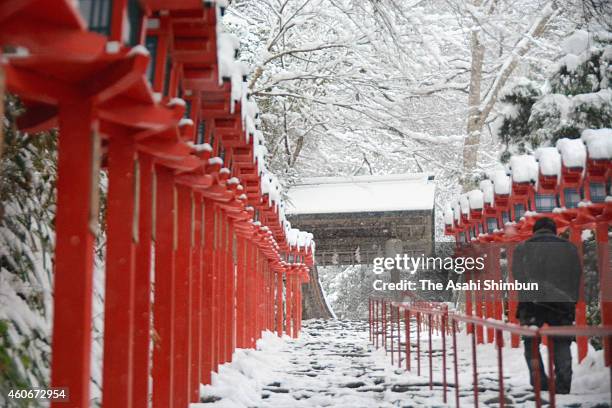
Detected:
[
  {"left": 408, "top": 82, "right": 469, "bottom": 96},
  {"left": 249, "top": 43, "right": 353, "bottom": 90},
  {"left": 262, "top": 43, "right": 353, "bottom": 66},
  {"left": 477, "top": 2, "right": 558, "bottom": 126},
  {"left": 257, "top": 91, "right": 465, "bottom": 145}
]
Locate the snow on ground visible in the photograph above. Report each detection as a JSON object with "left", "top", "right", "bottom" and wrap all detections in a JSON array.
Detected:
[{"left": 192, "top": 320, "right": 611, "bottom": 407}]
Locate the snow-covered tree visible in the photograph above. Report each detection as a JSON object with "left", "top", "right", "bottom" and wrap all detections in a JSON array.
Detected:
[
  {"left": 0, "top": 96, "right": 55, "bottom": 404},
  {"left": 497, "top": 79, "right": 542, "bottom": 160},
  {"left": 498, "top": 27, "right": 612, "bottom": 156},
  {"left": 225, "top": 0, "right": 469, "bottom": 180},
  {"left": 225, "top": 0, "right": 585, "bottom": 240},
  {"left": 454, "top": 0, "right": 563, "bottom": 184},
  {"left": 318, "top": 265, "right": 375, "bottom": 320}
]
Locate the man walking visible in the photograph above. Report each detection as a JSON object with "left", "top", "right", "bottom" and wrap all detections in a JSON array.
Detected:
[{"left": 512, "top": 217, "right": 582, "bottom": 394}]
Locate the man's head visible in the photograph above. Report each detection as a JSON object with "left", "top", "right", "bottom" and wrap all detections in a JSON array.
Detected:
[{"left": 533, "top": 217, "right": 557, "bottom": 234}]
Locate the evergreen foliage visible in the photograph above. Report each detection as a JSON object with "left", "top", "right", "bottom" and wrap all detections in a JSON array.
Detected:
[
  {"left": 497, "top": 28, "right": 612, "bottom": 158},
  {"left": 498, "top": 80, "right": 542, "bottom": 159},
  {"left": 0, "top": 95, "right": 56, "bottom": 406}
]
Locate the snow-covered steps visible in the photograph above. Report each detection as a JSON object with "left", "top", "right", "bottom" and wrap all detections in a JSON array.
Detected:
[{"left": 192, "top": 319, "right": 610, "bottom": 407}]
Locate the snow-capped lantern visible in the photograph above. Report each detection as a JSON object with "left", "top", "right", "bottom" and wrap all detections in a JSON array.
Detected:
[
  {"left": 562, "top": 129, "right": 612, "bottom": 232},
  {"left": 467, "top": 189, "right": 484, "bottom": 239},
  {"left": 479, "top": 179, "right": 498, "bottom": 234},
  {"left": 451, "top": 202, "right": 461, "bottom": 240},
  {"left": 489, "top": 169, "right": 512, "bottom": 227},
  {"left": 451, "top": 202, "right": 467, "bottom": 243},
  {"left": 458, "top": 194, "right": 470, "bottom": 222},
  {"left": 556, "top": 138, "right": 587, "bottom": 209},
  {"left": 452, "top": 202, "right": 461, "bottom": 225},
  {"left": 581, "top": 129, "right": 612, "bottom": 204},
  {"left": 533, "top": 147, "right": 561, "bottom": 213},
  {"left": 459, "top": 194, "right": 474, "bottom": 240},
  {"left": 508, "top": 155, "right": 538, "bottom": 221},
  {"left": 443, "top": 203, "right": 455, "bottom": 235}
]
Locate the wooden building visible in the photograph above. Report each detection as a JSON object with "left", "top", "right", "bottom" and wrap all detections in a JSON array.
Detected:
[{"left": 286, "top": 174, "right": 436, "bottom": 266}]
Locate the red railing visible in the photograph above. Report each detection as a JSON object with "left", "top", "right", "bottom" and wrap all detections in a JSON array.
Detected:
[{"left": 369, "top": 298, "right": 612, "bottom": 408}]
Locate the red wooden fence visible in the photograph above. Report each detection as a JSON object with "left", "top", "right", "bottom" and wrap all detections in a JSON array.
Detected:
[
  {"left": 0, "top": 1, "right": 314, "bottom": 407},
  {"left": 370, "top": 299, "right": 612, "bottom": 408}
]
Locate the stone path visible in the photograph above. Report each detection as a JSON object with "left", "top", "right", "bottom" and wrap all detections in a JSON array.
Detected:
[{"left": 195, "top": 319, "right": 611, "bottom": 408}]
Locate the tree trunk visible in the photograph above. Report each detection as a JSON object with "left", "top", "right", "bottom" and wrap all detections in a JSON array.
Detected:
[
  {"left": 290, "top": 135, "right": 304, "bottom": 167},
  {"left": 302, "top": 265, "right": 334, "bottom": 319},
  {"left": 462, "top": 0, "right": 485, "bottom": 189},
  {"left": 0, "top": 64, "right": 5, "bottom": 162},
  {"left": 461, "top": 1, "right": 556, "bottom": 189}
]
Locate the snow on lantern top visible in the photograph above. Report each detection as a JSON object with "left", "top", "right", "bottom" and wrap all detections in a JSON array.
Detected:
[
  {"left": 509, "top": 155, "right": 538, "bottom": 183},
  {"left": 479, "top": 179, "right": 494, "bottom": 204},
  {"left": 287, "top": 228, "right": 314, "bottom": 252},
  {"left": 488, "top": 169, "right": 511, "bottom": 195},
  {"left": 534, "top": 147, "right": 561, "bottom": 179},
  {"left": 261, "top": 171, "right": 282, "bottom": 208},
  {"left": 556, "top": 138, "right": 587, "bottom": 168},
  {"left": 444, "top": 203, "right": 454, "bottom": 225},
  {"left": 459, "top": 194, "right": 470, "bottom": 215},
  {"left": 581, "top": 128, "right": 612, "bottom": 160},
  {"left": 467, "top": 189, "right": 484, "bottom": 210},
  {"left": 217, "top": 32, "right": 240, "bottom": 81},
  {"left": 298, "top": 231, "right": 314, "bottom": 249},
  {"left": 453, "top": 202, "right": 461, "bottom": 221}
]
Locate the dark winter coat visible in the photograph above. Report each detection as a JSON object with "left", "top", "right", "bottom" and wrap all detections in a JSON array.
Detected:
[{"left": 512, "top": 229, "right": 582, "bottom": 324}]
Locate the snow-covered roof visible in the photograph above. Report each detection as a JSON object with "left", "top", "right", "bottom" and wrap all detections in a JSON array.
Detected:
[{"left": 285, "top": 173, "right": 435, "bottom": 215}]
